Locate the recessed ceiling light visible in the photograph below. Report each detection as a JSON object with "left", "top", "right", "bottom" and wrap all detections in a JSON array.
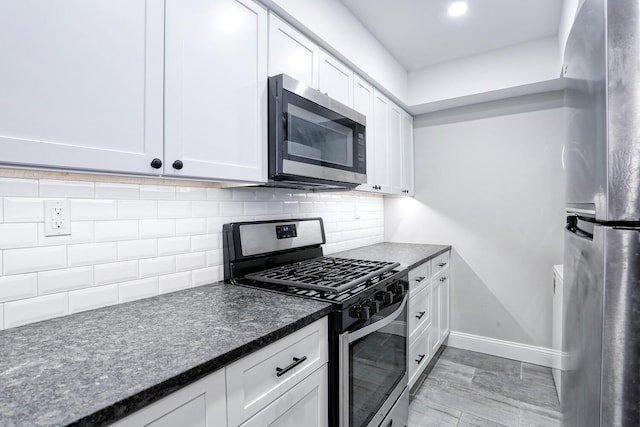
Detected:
[{"left": 448, "top": 1, "right": 468, "bottom": 17}]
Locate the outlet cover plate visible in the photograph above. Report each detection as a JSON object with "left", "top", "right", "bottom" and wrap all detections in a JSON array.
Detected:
[{"left": 44, "top": 200, "right": 71, "bottom": 236}]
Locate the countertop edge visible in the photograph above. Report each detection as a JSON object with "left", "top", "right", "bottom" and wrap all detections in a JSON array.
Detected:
[
  {"left": 69, "top": 305, "right": 333, "bottom": 427},
  {"left": 402, "top": 245, "right": 451, "bottom": 272}
]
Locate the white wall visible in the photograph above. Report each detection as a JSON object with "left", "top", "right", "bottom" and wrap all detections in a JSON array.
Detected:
[
  {"left": 559, "top": 0, "right": 582, "bottom": 63},
  {"left": 0, "top": 173, "right": 383, "bottom": 330},
  {"left": 259, "top": 0, "right": 408, "bottom": 103},
  {"left": 408, "top": 37, "right": 561, "bottom": 109},
  {"left": 384, "top": 92, "right": 565, "bottom": 348}
]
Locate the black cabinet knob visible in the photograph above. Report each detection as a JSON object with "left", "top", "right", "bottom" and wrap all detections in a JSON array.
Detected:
[
  {"left": 172, "top": 160, "right": 184, "bottom": 170},
  {"left": 150, "top": 158, "right": 163, "bottom": 169}
]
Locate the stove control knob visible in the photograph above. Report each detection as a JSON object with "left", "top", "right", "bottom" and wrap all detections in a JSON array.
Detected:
[
  {"left": 376, "top": 290, "right": 393, "bottom": 304},
  {"left": 369, "top": 300, "right": 381, "bottom": 315},
  {"left": 392, "top": 282, "right": 406, "bottom": 297},
  {"left": 358, "top": 305, "right": 370, "bottom": 321}
]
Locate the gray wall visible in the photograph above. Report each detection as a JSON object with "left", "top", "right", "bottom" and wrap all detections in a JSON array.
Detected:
[{"left": 384, "top": 92, "right": 565, "bottom": 348}]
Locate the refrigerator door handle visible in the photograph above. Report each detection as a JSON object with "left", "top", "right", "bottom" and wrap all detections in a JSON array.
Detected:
[{"left": 567, "top": 216, "right": 594, "bottom": 240}]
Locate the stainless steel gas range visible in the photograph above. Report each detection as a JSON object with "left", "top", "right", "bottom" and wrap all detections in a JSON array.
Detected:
[{"left": 223, "top": 218, "right": 409, "bottom": 427}]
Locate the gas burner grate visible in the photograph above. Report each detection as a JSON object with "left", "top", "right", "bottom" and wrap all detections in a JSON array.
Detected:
[{"left": 243, "top": 257, "right": 399, "bottom": 294}]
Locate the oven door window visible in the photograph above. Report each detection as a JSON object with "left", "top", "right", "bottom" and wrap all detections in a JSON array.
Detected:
[
  {"left": 349, "top": 303, "right": 407, "bottom": 427},
  {"left": 283, "top": 91, "right": 359, "bottom": 171}
]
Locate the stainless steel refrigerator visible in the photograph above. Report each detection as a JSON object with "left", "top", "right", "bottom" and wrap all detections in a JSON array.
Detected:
[{"left": 563, "top": 0, "right": 640, "bottom": 425}]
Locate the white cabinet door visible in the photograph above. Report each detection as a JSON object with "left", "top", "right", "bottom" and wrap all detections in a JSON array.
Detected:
[
  {"left": 401, "top": 112, "right": 415, "bottom": 196},
  {"left": 0, "top": 0, "right": 164, "bottom": 175},
  {"left": 318, "top": 52, "right": 353, "bottom": 107},
  {"left": 239, "top": 365, "right": 328, "bottom": 427},
  {"left": 372, "top": 90, "right": 391, "bottom": 192},
  {"left": 353, "top": 76, "right": 376, "bottom": 192},
  {"left": 388, "top": 104, "right": 403, "bottom": 195},
  {"left": 112, "top": 369, "right": 226, "bottom": 427},
  {"left": 268, "top": 13, "right": 319, "bottom": 88},
  {"left": 164, "top": 0, "right": 267, "bottom": 182}
]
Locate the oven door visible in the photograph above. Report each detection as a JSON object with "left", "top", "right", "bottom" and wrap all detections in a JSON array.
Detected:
[
  {"left": 339, "top": 293, "right": 408, "bottom": 427},
  {"left": 269, "top": 74, "right": 366, "bottom": 186}
]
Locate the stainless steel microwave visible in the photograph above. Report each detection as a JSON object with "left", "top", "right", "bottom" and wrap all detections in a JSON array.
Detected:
[{"left": 268, "top": 74, "right": 366, "bottom": 190}]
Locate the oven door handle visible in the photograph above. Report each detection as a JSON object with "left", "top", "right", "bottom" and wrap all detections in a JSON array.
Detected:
[{"left": 346, "top": 293, "right": 408, "bottom": 343}]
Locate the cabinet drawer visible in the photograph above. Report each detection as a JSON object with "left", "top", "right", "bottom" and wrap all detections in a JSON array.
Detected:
[
  {"left": 226, "top": 317, "right": 328, "bottom": 426},
  {"left": 408, "top": 261, "right": 430, "bottom": 293},
  {"left": 408, "top": 327, "right": 431, "bottom": 389},
  {"left": 408, "top": 284, "right": 431, "bottom": 341},
  {"left": 240, "top": 364, "right": 328, "bottom": 427},
  {"left": 432, "top": 251, "right": 450, "bottom": 276}
]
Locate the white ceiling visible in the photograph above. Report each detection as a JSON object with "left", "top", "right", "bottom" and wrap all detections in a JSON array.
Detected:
[{"left": 339, "top": 0, "right": 563, "bottom": 71}]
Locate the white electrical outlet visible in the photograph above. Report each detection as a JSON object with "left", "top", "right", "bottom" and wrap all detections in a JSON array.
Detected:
[{"left": 44, "top": 200, "right": 71, "bottom": 236}]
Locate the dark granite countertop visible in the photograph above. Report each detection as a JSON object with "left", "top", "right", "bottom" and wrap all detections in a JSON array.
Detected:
[
  {"left": 0, "top": 283, "right": 332, "bottom": 427},
  {"left": 334, "top": 242, "right": 451, "bottom": 271}
]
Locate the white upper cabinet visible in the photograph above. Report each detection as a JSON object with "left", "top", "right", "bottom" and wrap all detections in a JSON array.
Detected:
[
  {"left": 318, "top": 52, "right": 354, "bottom": 108},
  {"left": 353, "top": 76, "right": 376, "bottom": 192},
  {"left": 0, "top": 0, "right": 164, "bottom": 175},
  {"left": 388, "top": 104, "right": 403, "bottom": 195},
  {"left": 372, "top": 90, "right": 392, "bottom": 192},
  {"left": 164, "top": 0, "right": 267, "bottom": 182},
  {"left": 268, "top": 13, "right": 319, "bottom": 88},
  {"left": 401, "top": 112, "right": 415, "bottom": 196}
]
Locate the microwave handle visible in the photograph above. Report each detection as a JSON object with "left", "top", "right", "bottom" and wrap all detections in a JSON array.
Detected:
[{"left": 346, "top": 293, "right": 408, "bottom": 343}]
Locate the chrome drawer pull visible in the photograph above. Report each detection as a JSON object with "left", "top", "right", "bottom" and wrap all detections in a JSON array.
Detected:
[
  {"left": 275, "top": 356, "right": 307, "bottom": 377},
  {"left": 415, "top": 354, "right": 426, "bottom": 364},
  {"left": 438, "top": 262, "right": 447, "bottom": 267},
  {"left": 415, "top": 311, "right": 426, "bottom": 320}
]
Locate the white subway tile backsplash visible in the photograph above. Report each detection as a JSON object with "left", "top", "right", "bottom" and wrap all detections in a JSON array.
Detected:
[
  {"left": 118, "top": 200, "right": 157, "bottom": 219},
  {"left": 176, "top": 252, "right": 206, "bottom": 272},
  {"left": 4, "top": 293, "right": 68, "bottom": 329},
  {"left": 70, "top": 199, "right": 117, "bottom": 220},
  {"left": 206, "top": 188, "right": 233, "bottom": 201},
  {"left": 3, "top": 198, "right": 44, "bottom": 222},
  {"left": 69, "top": 284, "right": 118, "bottom": 314},
  {"left": 40, "top": 180, "right": 95, "bottom": 198},
  {"left": 3, "top": 246, "right": 66, "bottom": 275},
  {"left": 95, "top": 261, "right": 139, "bottom": 286},
  {"left": 157, "top": 236, "right": 191, "bottom": 256},
  {"left": 191, "top": 234, "right": 219, "bottom": 252},
  {"left": 158, "top": 201, "right": 191, "bottom": 218},
  {"left": 192, "top": 201, "right": 218, "bottom": 218},
  {"left": 68, "top": 243, "right": 117, "bottom": 267},
  {"left": 192, "top": 266, "right": 220, "bottom": 287},
  {"left": 38, "top": 266, "right": 93, "bottom": 295},
  {"left": 119, "top": 277, "right": 158, "bottom": 303},
  {"left": 95, "top": 183, "right": 140, "bottom": 200},
  {"left": 219, "top": 201, "right": 244, "bottom": 216},
  {"left": 37, "top": 222, "right": 93, "bottom": 247},
  {"left": 140, "top": 185, "right": 175, "bottom": 200},
  {"left": 0, "top": 178, "right": 39, "bottom": 197},
  {"left": 0, "top": 273, "right": 38, "bottom": 302},
  {"left": 176, "top": 218, "right": 206, "bottom": 236},
  {"left": 176, "top": 186, "right": 206, "bottom": 201},
  {"left": 118, "top": 239, "right": 158, "bottom": 261},
  {"left": 0, "top": 223, "right": 38, "bottom": 249},
  {"left": 94, "top": 220, "right": 138, "bottom": 242},
  {"left": 159, "top": 272, "right": 191, "bottom": 294},
  {"left": 140, "top": 256, "right": 175, "bottom": 278},
  {"left": 139, "top": 219, "right": 175, "bottom": 238},
  {"left": 38, "top": 267, "right": 93, "bottom": 295},
  {"left": 0, "top": 175, "right": 384, "bottom": 329}
]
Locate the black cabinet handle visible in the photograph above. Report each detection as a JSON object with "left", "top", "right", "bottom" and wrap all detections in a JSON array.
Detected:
[
  {"left": 415, "top": 276, "right": 426, "bottom": 283},
  {"left": 172, "top": 160, "right": 184, "bottom": 170},
  {"left": 438, "top": 262, "right": 447, "bottom": 267},
  {"left": 415, "top": 311, "right": 426, "bottom": 320},
  {"left": 275, "top": 356, "right": 307, "bottom": 377},
  {"left": 415, "top": 354, "right": 426, "bottom": 364},
  {"left": 150, "top": 158, "right": 163, "bottom": 169}
]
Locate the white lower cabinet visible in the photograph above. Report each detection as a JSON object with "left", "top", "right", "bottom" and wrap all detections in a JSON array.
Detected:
[
  {"left": 111, "top": 369, "right": 226, "bottom": 427},
  {"left": 407, "top": 250, "right": 451, "bottom": 389},
  {"left": 113, "top": 317, "right": 328, "bottom": 427}
]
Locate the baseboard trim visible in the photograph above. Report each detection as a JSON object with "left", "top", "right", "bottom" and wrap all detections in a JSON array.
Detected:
[{"left": 447, "top": 331, "right": 561, "bottom": 368}]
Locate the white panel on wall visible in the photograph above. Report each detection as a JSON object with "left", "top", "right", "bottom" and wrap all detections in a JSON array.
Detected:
[
  {"left": 384, "top": 93, "right": 565, "bottom": 348},
  {"left": 0, "top": 176, "right": 383, "bottom": 330}
]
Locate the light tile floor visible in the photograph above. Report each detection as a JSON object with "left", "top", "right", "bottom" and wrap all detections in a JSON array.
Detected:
[{"left": 409, "top": 347, "right": 561, "bottom": 427}]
